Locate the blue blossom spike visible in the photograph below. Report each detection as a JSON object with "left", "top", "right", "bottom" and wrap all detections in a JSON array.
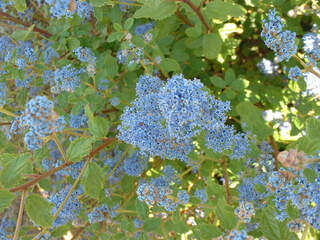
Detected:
[
  {"left": 52, "top": 64, "right": 85, "bottom": 94},
  {"left": 123, "top": 151, "right": 148, "bottom": 176},
  {"left": 48, "top": 185, "right": 83, "bottom": 227},
  {"left": 261, "top": 9, "right": 297, "bottom": 62},
  {"left": 288, "top": 66, "right": 303, "bottom": 81},
  {"left": 195, "top": 188, "right": 208, "bottom": 203},
  {"left": 73, "top": 47, "right": 96, "bottom": 64}
]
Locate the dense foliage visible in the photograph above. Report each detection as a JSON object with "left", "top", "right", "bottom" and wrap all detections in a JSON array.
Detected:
[{"left": 0, "top": 0, "right": 320, "bottom": 239}]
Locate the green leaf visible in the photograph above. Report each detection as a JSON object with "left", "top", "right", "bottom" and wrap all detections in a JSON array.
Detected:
[
  {"left": 0, "top": 190, "right": 16, "bottom": 214},
  {"left": 224, "top": 89, "right": 236, "bottom": 99},
  {"left": 258, "top": 207, "right": 293, "bottom": 240},
  {"left": 105, "top": 54, "right": 119, "bottom": 78},
  {"left": 107, "top": 32, "right": 125, "bottom": 42},
  {"left": 82, "top": 162, "right": 104, "bottom": 199},
  {"left": 160, "top": 58, "right": 181, "bottom": 72},
  {"left": 143, "top": 218, "right": 162, "bottom": 232},
  {"left": 216, "top": 198, "right": 237, "bottom": 230},
  {"left": 121, "top": 175, "right": 134, "bottom": 193},
  {"left": 136, "top": 199, "right": 149, "bottom": 220},
  {"left": 306, "top": 118, "right": 320, "bottom": 140},
  {"left": 210, "top": 76, "right": 226, "bottom": 88},
  {"left": 88, "top": 116, "right": 110, "bottom": 138},
  {"left": 0, "top": 153, "right": 32, "bottom": 188},
  {"left": 66, "top": 138, "right": 93, "bottom": 162},
  {"left": 202, "top": 33, "right": 222, "bottom": 59},
  {"left": 198, "top": 223, "right": 222, "bottom": 239},
  {"left": 304, "top": 168, "right": 318, "bottom": 182},
  {"left": 14, "top": 0, "right": 27, "bottom": 12},
  {"left": 185, "top": 25, "right": 202, "bottom": 38},
  {"left": 205, "top": 0, "right": 246, "bottom": 22},
  {"left": 124, "top": 18, "right": 134, "bottom": 30},
  {"left": 236, "top": 102, "right": 273, "bottom": 140},
  {"left": 25, "top": 194, "right": 53, "bottom": 228},
  {"left": 134, "top": 1, "right": 177, "bottom": 20},
  {"left": 89, "top": 0, "right": 106, "bottom": 7},
  {"left": 12, "top": 25, "right": 34, "bottom": 41},
  {"left": 225, "top": 69, "right": 236, "bottom": 83},
  {"left": 293, "top": 136, "right": 320, "bottom": 155},
  {"left": 67, "top": 38, "right": 80, "bottom": 50},
  {"left": 113, "top": 23, "right": 123, "bottom": 32}
]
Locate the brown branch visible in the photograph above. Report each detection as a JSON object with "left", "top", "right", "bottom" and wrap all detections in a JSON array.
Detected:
[
  {"left": 176, "top": 8, "right": 194, "bottom": 27},
  {"left": 0, "top": 11, "right": 52, "bottom": 38},
  {"left": 13, "top": 190, "right": 26, "bottom": 240},
  {"left": 222, "top": 155, "right": 232, "bottom": 205},
  {"left": 0, "top": 122, "right": 11, "bottom": 126},
  {"left": 269, "top": 135, "right": 279, "bottom": 170},
  {"left": 71, "top": 223, "right": 90, "bottom": 240},
  {"left": 90, "top": 12, "right": 100, "bottom": 36},
  {"left": 10, "top": 137, "right": 116, "bottom": 192},
  {"left": 178, "top": 0, "right": 213, "bottom": 32}
]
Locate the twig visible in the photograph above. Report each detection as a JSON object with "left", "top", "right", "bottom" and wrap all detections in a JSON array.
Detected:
[
  {"left": 293, "top": 54, "right": 320, "bottom": 79},
  {"left": 176, "top": 8, "right": 194, "bottom": 27},
  {"left": 302, "top": 222, "right": 309, "bottom": 240},
  {"left": 10, "top": 137, "right": 116, "bottom": 192},
  {"left": 10, "top": 162, "right": 73, "bottom": 192},
  {"left": 90, "top": 12, "right": 100, "bottom": 36},
  {"left": 71, "top": 223, "right": 90, "bottom": 240},
  {"left": 0, "top": 107, "right": 17, "bottom": 118},
  {"left": 35, "top": 157, "right": 92, "bottom": 240},
  {"left": 0, "top": 11, "right": 52, "bottom": 38},
  {"left": 0, "top": 122, "right": 11, "bottom": 126},
  {"left": 222, "top": 155, "right": 232, "bottom": 205},
  {"left": 13, "top": 190, "right": 26, "bottom": 240},
  {"left": 177, "top": 0, "right": 213, "bottom": 32},
  {"left": 52, "top": 134, "right": 68, "bottom": 162}
]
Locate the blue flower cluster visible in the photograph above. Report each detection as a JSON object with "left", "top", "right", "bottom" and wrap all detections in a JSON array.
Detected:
[
  {"left": 43, "top": 42, "right": 60, "bottom": 64},
  {"left": 45, "top": 0, "right": 94, "bottom": 19},
  {"left": 230, "top": 133, "right": 251, "bottom": 160},
  {"left": 51, "top": 64, "right": 85, "bottom": 94},
  {"left": 110, "top": 97, "right": 120, "bottom": 107},
  {"left": 73, "top": 47, "right": 96, "bottom": 64},
  {"left": 88, "top": 203, "right": 119, "bottom": 223},
  {"left": 49, "top": 185, "right": 83, "bottom": 227},
  {"left": 123, "top": 151, "right": 148, "bottom": 176},
  {"left": 288, "top": 66, "right": 302, "bottom": 81},
  {"left": 0, "top": 82, "right": 7, "bottom": 106},
  {"left": 234, "top": 202, "right": 255, "bottom": 223},
  {"left": 261, "top": 9, "right": 297, "bottom": 62},
  {"left": 195, "top": 188, "right": 208, "bottom": 203},
  {"left": 177, "top": 190, "right": 190, "bottom": 204},
  {"left": 134, "top": 23, "right": 154, "bottom": 42},
  {"left": 119, "top": 0, "right": 134, "bottom": 12},
  {"left": 225, "top": 229, "right": 250, "bottom": 240},
  {"left": 238, "top": 174, "right": 271, "bottom": 205},
  {"left": 137, "top": 176, "right": 178, "bottom": 211},
  {"left": 303, "top": 32, "right": 320, "bottom": 65},
  {"left": 0, "top": 217, "right": 14, "bottom": 240},
  {"left": 288, "top": 219, "right": 304, "bottom": 233},
  {"left": 70, "top": 110, "right": 88, "bottom": 129},
  {"left": 303, "top": 68, "right": 320, "bottom": 97},
  {"left": 134, "top": 218, "right": 144, "bottom": 228},
  {"left": 0, "top": 0, "right": 13, "bottom": 12},
  {"left": 135, "top": 23, "right": 154, "bottom": 37},
  {"left": 42, "top": 157, "right": 85, "bottom": 179},
  {"left": 257, "top": 58, "right": 279, "bottom": 75},
  {"left": 246, "top": 141, "right": 275, "bottom": 172},
  {"left": 118, "top": 74, "right": 251, "bottom": 162},
  {"left": 11, "top": 96, "right": 66, "bottom": 150},
  {"left": 116, "top": 43, "right": 144, "bottom": 66}
]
